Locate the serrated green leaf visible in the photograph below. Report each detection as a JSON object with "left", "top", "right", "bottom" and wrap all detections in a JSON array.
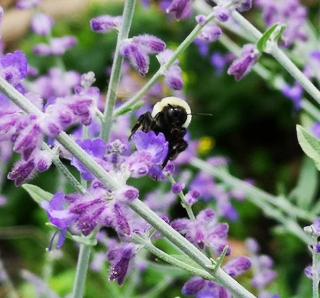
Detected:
[
  {"left": 257, "top": 23, "right": 286, "bottom": 53},
  {"left": 289, "top": 157, "right": 318, "bottom": 208},
  {"left": 22, "top": 184, "right": 53, "bottom": 205},
  {"left": 296, "top": 125, "right": 320, "bottom": 171}
]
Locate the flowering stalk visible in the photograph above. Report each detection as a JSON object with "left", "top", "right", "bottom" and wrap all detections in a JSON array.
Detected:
[
  {"left": 228, "top": 10, "right": 320, "bottom": 105},
  {"left": 133, "top": 235, "right": 214, "bottom": 280},
  {"left": 0, "top": 77, "right": 256, "bottom": 298},
  {"left": 114, "top": 10, "right": 217, "bottom": 116},
  {"left": 167, "top": 175, "right": 195, "bottom": 220},
  {"left": 102, "top": 0, "right": 136, "bottom": 141}
]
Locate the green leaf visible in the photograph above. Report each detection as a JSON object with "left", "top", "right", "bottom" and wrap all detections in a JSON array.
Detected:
[
  {"left": 22, "top": 184, "right": 53, "bottom": 205},
  {"left": 257, "top": 23, "right": 286, "bottom": 53},
  {"left": 289, "top": 157, "right": 318, "bottom": 208},
  {"left": 296, "top": 125, "right": 320, "bottom": 171}
]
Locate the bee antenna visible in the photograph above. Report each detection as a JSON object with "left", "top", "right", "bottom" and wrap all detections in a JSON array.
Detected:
[{"left": 188, "top": 112, "right": 213, "bottom": 116}]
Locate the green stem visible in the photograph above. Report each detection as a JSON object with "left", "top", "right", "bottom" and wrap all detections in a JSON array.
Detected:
[
  {"left": 114, "top": 10, "right": 217, "bottom": 116},
  {"left": 167, "top": 175, "right": 195, "bottom": 220},
  {"left": 0, "top": 77, "right": 256, "bottom": 298},
  {"left": 229, "top": 10, "right": 320, "bottom": 105},
  {"left": 134, "top": 235, "right": 214, "bottom": 280},
  {"left": 42, "top": 144, "right": 86, "bottom": 194},
  {"left": 140, "top": 276, "right": 173, "bottom": 298},
  {"left": 191, "top": 158, "right": 314, "bottom": 222},
  {"left": 71, "top": 244, "right": 92, "bottom": 298},
  {"left": 102, "top": 0, "right": 136, "bottom": 141}
]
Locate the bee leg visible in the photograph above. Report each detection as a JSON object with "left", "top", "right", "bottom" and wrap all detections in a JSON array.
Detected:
[
  {"left": 162, "top": 139, "right": 188, "bottom": 168},
  {"left": 129, "top": 112, "right": 154, "bottom": 140}
]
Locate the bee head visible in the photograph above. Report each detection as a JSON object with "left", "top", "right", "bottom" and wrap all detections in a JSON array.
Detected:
[{"left": 152, "top": 97, "right": 192, "bottom": 128}]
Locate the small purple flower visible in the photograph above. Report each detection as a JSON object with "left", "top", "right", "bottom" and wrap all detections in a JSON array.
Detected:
[
  {"left": 35, "top": 151, "right": 53, "bottom": 173},
  {"left": 182, "top": 256, "right": 251, "bottom": 297},
  {"left": 197, "top": 25, "right": 222, "bottom": 43},
  {"left": 31, "top": 13, "right": 54, "bottom": 36},
  {"left": 157, "top": 49, "right": 184, "bottom": 90},
  {"left": 224, "top": 257, "right": 251, "bottom": 278},
  {"left": 312, "top": 123, "right": 320, "bottom": 139},
  {"left": 0, "top": 51, "right": 28, "bottom": 87},
  {"left": 282, "top": 83, "right": 303, "bottom": 110},
  {"left": 34, "top": 36, "right": 77, "bottom": 56},
  {"left": 182, "top": 277, "right": 206, "bottom": 295},
  {"left": 132, "top": 131, "right": 169, "bottom": 165},
  {"left": 71, "top": 139, "right": 107, "bottom": 181},
  {"left": 50, "top": 36, "right": 77, "bottom": 56},
  {"left": 166, "top": 0, "right": 192, "bottom": 20},
  {"left": 108, "top": 243, "right": 136, "bottom": 285},
  {"left": 194, "top": 39, "right": 209, "bottom": 57},
  {"left": 304, "top": 265, "right": 313, "bottom": 279},
  {"left": 13, "top": 115, "right": 43, "bottom": 160},
  {"left": 120, "top": 42, "right": 149, "bottom": 76},
  {"left": 16, "top": 0, "right": 41, "bottom": 9},
  {"left": 90, "top": 15, "right": 122, "bottom": 33},
  {"left": 227, "top": 44, "right": 259, "bottom": 81},
  {"left": 211, "top": 53, "right": 228, "bottom": 74},
  {"left": 172, "top": 208, "right": 229, "bottom": 253},
  {"left": 236, "top": 0, "right": 252, "bottom": 12},
  {"left": 120, "top": 35, "right": 166, "bottom": 76},
  {"left": 7, "top": 159, "right": 36, "bottom": 186},
  {"left": 0, "top": 195, "right": 7, "bottom": 207},
  {"left": 213, "top": 7, "right": 230, "bottom": 22},
  {"left": 172, "top": 182, "right": 185, "bottom": 194},
  {"left": 185, "top": 189, "right": 200, "bottom": 205},
  {"left": 133, "top": 35, "right": 166, "bottom": 54}
]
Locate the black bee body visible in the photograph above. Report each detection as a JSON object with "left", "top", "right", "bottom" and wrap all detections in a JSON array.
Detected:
[{"left": 130, "top": 97, "right": 192, "bottom": 167}]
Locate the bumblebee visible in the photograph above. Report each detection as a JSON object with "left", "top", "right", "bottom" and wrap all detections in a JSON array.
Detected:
[{"left": 130, "top": 97, "right": 192, "bottom": 167}]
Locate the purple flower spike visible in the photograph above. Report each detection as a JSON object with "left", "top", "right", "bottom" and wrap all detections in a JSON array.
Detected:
[
  {"left": 182, "top": 277, "right": 206, "bottom": 295},
  {"left": 90, "top": 15, "right": 122, "bottom": 33},
  {"left": 31, "top": 13, "right": 54, "bottom": 36},
  {"left": 0, "top": 51, "right": 28, "bottom": 87},
  {"left": 166, "top": 0, "right": 192, "bottom": 20},
  {"left": 7, "top": 159, "right": 36, "bottom": 186},
  {"left": 227, "top": 44, "right": 259, "bottom": 81},
  {"left": 224, "top": 256, "right": 251, "bottom": 278},
  {"left": 312, "top": 123, "right": 320, "bottom": 139}
]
